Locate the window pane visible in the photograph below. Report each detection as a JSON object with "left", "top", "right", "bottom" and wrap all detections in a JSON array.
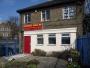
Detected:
[
  {"left": 42, "top": 13, "right": 45, "bottom": 20},
  {"left": 41, "top": 10, "right": 50, "bottom": 21},
  {"left": 46, "top": 10, "right": 50, "bottom": 20},
  {"left": 62, "top": 33, "right": 70, "bottom": 36},
  {"left": 49, "top": 34, "right": 56, "bottom": 44},
  {"left": 49, "top": 33, "right": 55, "bottom": 37},
  {"left": 24, "top": 13, "right": 31, "bottom": 23},
  {"left": 62, "top": 37, "right": 70, "bottom": 44},
  {"left": 37, "top": 35, "right": 43, "bottom": 44},
  {"left": 63, "top": 6, "right": 75, "bottom": 19},
  {"left": 49, "top": 37, "right": 56, "bottom": 44},
  {"left": 61, "top": 33, "right": 70, "bottom": 45},
  {"left": 37, "top": 35, "right": 43, "bottom": 37},
  {"left": 25, "top": 14, "right": 27, "bottom": 23},
  {"left": 27, "top": 13, "right": 31, "bottom": 22},
  {"left": 69, "top": 7, "right": 75, "bottom": 18},
  {"left": 37, "top": 38, "right": 43, "bottom": 44},
  {"left": 42, "top": 10, "right": 45, "bottom": 21}
]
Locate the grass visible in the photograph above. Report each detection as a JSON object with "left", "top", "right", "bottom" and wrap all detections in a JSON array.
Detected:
[{"left": 0, "top": 60, "right": 38, "bottom": 68}]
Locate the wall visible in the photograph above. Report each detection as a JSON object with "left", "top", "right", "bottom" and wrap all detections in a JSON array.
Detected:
[
  {"left": 21, "top": 3, "right": 84, "bottom": 36},
  {"left": 24, "top": 27, "right": 77, "bottom": 53},
  {"left": 77, "top": 34, "right": 90, "bottom": 65}
]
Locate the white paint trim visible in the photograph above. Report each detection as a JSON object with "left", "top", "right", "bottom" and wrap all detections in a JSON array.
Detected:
[
  {"left": 24, "top": 27, "right": 77, "bottom": 52},
  {"left": 24, "top": 27, "right": 77, "bottom": 36},
  {"left": 24, "top": 14, "right": 26, "bottom": 24},
  {"left": 41, "top": 11, "right": 43, "bottom": 22}
]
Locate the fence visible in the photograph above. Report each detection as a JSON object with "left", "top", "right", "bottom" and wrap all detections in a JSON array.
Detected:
[
  {"left": 77, "top": 34, "right": 90, "bottom": 66},
  {"left": 0, "top": 39, "right": 19, "bottom": 56}
]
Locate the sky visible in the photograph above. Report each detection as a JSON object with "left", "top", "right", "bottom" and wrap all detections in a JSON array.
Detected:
[{"left": 0, "top": 0, "right": 47, "bottom": 21}]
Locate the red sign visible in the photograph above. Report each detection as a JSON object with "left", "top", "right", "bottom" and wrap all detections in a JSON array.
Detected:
[{"left": 23, "top": 23, "right": 43, "bottom": 31}]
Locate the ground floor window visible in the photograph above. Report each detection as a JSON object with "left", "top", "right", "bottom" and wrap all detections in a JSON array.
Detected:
[
  {"left": 36, "top": 33, "right": 71, "bottom": 45},
  {"left": 48, "top": 33, "right": 56, "bottom": 44},
  {"left": 61, "top": 33, "right": 70, "bottom": 45},
  {"left": 37, "top": 34, "right": 43, "bottom": 45}
]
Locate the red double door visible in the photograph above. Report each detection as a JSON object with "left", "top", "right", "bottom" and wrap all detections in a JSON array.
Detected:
[{"left": 23, "top": 36, "right": 31, "bottom": 54}]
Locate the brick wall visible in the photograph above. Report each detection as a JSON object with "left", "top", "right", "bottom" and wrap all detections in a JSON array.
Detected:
[{"left": 20, "top": 3, "right": 84, "bottom": 36}]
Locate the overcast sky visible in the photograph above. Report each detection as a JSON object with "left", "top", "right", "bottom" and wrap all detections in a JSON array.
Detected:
[{"left": 0, "top": 0, "right": 47, "bottom": 21}]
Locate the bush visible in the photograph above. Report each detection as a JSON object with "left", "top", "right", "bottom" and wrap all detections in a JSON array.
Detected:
[
  {"left": 3, "top": 59, "right": 40, "bottom": 68},
  {"left": 5, "top": 61, "right": 27, "bottom": 68},
  {"left": 47, "top": 50, "right": 70, "bottom": 60},
  {"left": 32, "top": 49, "right": 46, "bottom": 56},
  {"left": 67, "top": 49, "right": 81, "bottom": 68},
  {"left": 67, "top": 62, "right": 80, "bottom": 68},
  {"left": 69, "top": 49, "right": 80, "bottom": 62},
  {"left": 27, "top": 59, "right": 39, "bottom": 68},
  {"left": 27, "top": 59, "right": 39, "bottom": 65},
  {"left": 47, "top": 49, "right": 80, "bottom": 61}
]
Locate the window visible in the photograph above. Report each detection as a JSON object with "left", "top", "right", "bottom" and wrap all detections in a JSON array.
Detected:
[
  {"left": 2, "top": 27, "right": 4, "bottom": 31},
  {"left": 24, "top": 13, "right": 31, "bottom": 23},
  {"left": 62, "top": 6, "right": 76, "bottom": 19},
  {"left": 3, "top": 33, "right": 5, "bottom": 37},
  {"left": 48, "top": 33, "right": 56, "bottom": 44},
  {"left": 41, "top": 10, "right": 50, "bottom": 21},
  {"left": 61, "top": 33, "right": 70, "bottom": 45},
  {"left": 5, "top": 33, "right": 8, "bottom": 37},
  {"left": 37, "top": 35, "right": 43, "bottom": 44}
]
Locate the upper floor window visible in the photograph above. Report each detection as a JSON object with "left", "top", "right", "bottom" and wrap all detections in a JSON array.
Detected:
[
  {"left": 24, "top": 13, "right": 31, "bottom": 23},
  {"left": 62, "top": 6, "right": 76, "bottom": 19},
  {"left": 41, "top": 10, "right": 50, "bottom": 21}
]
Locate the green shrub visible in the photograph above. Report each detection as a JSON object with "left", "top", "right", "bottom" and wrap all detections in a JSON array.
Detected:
[
  {"left": 27, "top": 59, "right": 39, "bottom": 68},
  {"left": 67, "top": 49, "right": 81, "bottom": 68},
  {"left": 32, "top": 49, "right": 46, "bottom": 56},
  {"left": 67, "top": 62, "right": 80, "bottom": 68},
  {"left": 69, "top": 49, "right": 80, "bottom": 62},
  {"left": 5, "top": 61, "right": 27, "bottom": 68},
  {"left": 47, "top": 49, "right": 80, "bottom": 62},
  {"left": 47, "top": 50, "right": 70, "bottom": 60},
  {"left": 27, "top": 64, "right": 37, "bottom": 68},
  {"left": 27, "top": 59, "right": 39, "bottom": 65}
]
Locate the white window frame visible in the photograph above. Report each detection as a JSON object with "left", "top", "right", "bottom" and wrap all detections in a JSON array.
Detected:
[
  {"left": 61, "top": 33, "right": 71, "bottom": 45},
  {"left": 3, "top": 33, "right": 5, "bottom": 37},
  {"left": 62, "top": 6, "right": 76, "bottom": 19},
  {"left": 24, "top": 13, "right": 31, "bottom": 24},
  {"left": 37, "top": 34, "right": 44, "bottom": 45},
  {"left": 48, "top": 33, "right": 56, "bottom": 45},
  {"left": 41, "top": 10, "right": 50, "bottom": 22}
]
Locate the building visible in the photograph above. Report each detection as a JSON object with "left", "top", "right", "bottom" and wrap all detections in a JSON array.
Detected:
[
  {"left": 0, "top": 23, "right": 12, "bottom": 39},
  {"left": 0, "top": 22, "right": 19, "bottom": 56},
  {"left": 17, "top": 0, "right": 85, "bottom": 53}
]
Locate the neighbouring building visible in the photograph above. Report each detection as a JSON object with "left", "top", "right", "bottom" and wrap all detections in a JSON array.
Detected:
[
  {"left": 0, "top": 23, "right": 12, "bottom": 39},
  {"left": 0, "top": 22, "right": 19, "bottom": 56},
  {"left": 83, "top": 0, "right": 90, "bottom": 34},
  {"left": 17, "top": 0, "right": 85, "bottom": 54}
]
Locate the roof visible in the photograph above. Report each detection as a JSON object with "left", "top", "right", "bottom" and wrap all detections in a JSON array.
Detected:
[{"left": 17, "top": 0, "right": 84, "bottom": 13}]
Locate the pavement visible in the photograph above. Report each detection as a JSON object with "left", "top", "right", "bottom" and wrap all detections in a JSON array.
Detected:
[{"left": 1, "top": 54, "right": 67, "bottom": 68}]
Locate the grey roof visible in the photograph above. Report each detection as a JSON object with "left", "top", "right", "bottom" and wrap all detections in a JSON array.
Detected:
[{"left": 17, "top": 0, "right": 83, "bottom": 13}]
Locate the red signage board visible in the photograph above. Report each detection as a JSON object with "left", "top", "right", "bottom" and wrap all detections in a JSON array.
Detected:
[{"left": 23, "top": 23, "right": 43, "bottom": 31}]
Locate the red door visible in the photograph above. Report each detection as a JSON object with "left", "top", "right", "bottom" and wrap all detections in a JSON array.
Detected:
[{"left": 23, "top": 36, "right": 31, "bottom": 54}]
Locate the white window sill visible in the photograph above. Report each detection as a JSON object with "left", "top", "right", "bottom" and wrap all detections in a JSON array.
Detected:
[
  {"left": 61, "top": 44, "right": 71, "bottom": 46},
  {"left": 48, "top": 44, "right": 56, "bottom": 46},
  {"left": 36, "top": 44, "right": 43, "bottom": 46},
  {"left": 41, "top": 20, "right": 50, "bottom": 22}
]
